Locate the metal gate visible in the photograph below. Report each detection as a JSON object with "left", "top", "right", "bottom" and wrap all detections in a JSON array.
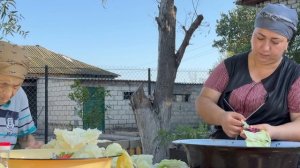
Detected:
[{"left": 82, "top": 87, "right": 105, "bottom": 131}]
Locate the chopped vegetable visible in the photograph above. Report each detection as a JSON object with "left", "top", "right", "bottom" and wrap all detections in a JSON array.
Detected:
[
  {"left": 43, "top": 128, "right": 108, "bottom": 158},
  {"left": 135, "top": 160, "right": 152, "bottom": 168},
  {"left": 242, "top": 120, "right": 271, "bottom": 147},
  {"left": 54, "top": 128, "right": 101, "bottom": 150},
  {"left": 243, "top": 130, "right": 271, "bottom": 147},
  {"left": 43, "top": 128, "right": 190, "bottom": 167},
  {"left": 153, "top": 159, "right": 189, "bottom": 168},
  {"left": 104, "top": 143, "right": 123, "bottom": 157},
  {"left": 72, "top": 144, "right": 105, "bottom": 158},
  {"left": 131, "top": 154, "right": 153, "bottom": 168}
]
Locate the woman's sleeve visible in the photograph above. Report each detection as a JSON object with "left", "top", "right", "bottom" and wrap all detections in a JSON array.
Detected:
[
  {"left": 204, "top": 61, "right": 229, "bottom": 93},
  {"left": 17, "top": 88, "right": 37, "bottom": 137},
  {"left": 288, "top": 77, "right": 300, "bottom": 113}
]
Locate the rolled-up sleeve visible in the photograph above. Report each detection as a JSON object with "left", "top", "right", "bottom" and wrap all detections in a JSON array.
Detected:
[
  {"left": 204, "top": 61, "right": 229, "bottom": 93},
  {"left": 288, "top": 77, "right": 300, "bottom": 113}
]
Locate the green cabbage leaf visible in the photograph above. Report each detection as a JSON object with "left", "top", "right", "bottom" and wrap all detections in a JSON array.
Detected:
[
  {"left": 153, "top": 159, "right": 189, "bottom": 168},
  {"left": 243, "top": 130, "right": 271, "bottom": 147}
]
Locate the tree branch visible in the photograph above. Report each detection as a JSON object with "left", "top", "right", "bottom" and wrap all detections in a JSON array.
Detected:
[{"left": 175, "top": 14, "right": 203, "bottom": 67}]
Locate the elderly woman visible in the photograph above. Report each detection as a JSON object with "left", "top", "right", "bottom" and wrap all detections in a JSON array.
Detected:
[
  {"left": 0, "top": 41, "right": 43, "bottom": 148},
  {"left": 195, "top": 3, "right": 300, "bottom": 140}
]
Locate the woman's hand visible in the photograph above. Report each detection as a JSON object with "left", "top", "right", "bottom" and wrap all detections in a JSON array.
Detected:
[
  {"left": 26, "top": 139, "right": 44, "bottom": 149},
  {"left": 220, "top": 112, "right": 246, "bottom": 138},
  {"left": 18, "top": 134, "right": 44, "bottom": 149},
  {"left": 240, "top": 123, "right": 273, "bottom": 139}
]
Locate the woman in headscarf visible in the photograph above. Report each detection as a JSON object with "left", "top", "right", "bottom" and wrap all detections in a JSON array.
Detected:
[
  {"left": 195, "top": 3, "right": 300, "bottom": 140},
  {"left": 0, "top": 41, "right": 43, "bottom": 148}
]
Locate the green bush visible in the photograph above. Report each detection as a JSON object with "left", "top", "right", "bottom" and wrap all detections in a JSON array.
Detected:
[
  {"left": 158, "top": 123, "right": 210, "bottom": 145},
  {"left": 68, "top": 80, "right": 109, "bottom": 130}
]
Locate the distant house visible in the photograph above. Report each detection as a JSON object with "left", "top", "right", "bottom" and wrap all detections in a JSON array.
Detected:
[
  {"left": 22, "top": 45, "right": 118, "bottom": 135},
  {"left": 22, "top": 45, "right": 203, "bottom": 137},
  {"left": 25, "top": 45, "right": 118, "bottom": 78}
]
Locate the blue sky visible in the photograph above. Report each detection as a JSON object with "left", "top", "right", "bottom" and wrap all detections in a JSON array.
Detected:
[{"left": 7, "top": 0, "right": 236, "bottom": 71}]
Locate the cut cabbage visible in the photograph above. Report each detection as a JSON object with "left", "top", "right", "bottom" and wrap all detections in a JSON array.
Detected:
[
  {"left": 71, "top": 144, "right": 105, "bottom": 158},
  {"left": 153, "top": 159, "right": 189, "bottom": 168},
  {"left": 43, "top": 128, "right": 190, "bottom": 167},
  {"left": 131, "top": 154, "right": 153, "bottom": 168},
  {"left": 243, "top": 129, "right": 271, "bottom": 147},
  {"left": 104, "top": 143, "right": 123, "bottom": 157},
  {"left": 135, "top": 160, "right": 152, "bottom": 168},
  {"left": 54, "top": 128, "right": 101, "bottom": 150},
  {"left": 42, "top": 128, "right": 107, "bottom": 158}
]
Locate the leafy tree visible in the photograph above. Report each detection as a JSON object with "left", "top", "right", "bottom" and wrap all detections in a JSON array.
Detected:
[
  {"left": 213, "top": 6, "right": 256, "bottom": 57},
  {"left": 0, "top": 0, "right": 28, "bottom": 39},
  {"left": 213, "top": 5, "right": 300, "bottom": 63},
  {"left": 287, "top": 10, "right": 300, "bottom": 63}
]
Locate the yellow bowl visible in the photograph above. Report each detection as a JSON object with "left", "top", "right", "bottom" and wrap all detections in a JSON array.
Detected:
[{"left": 6, "top": 149, "right": 113, "bottom": 168}]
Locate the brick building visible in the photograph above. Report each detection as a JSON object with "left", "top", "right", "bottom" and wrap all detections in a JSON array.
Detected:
[
  {"left": 22, "top": 45, "right": 204, "bottom": 137},
  {"left": 236, "top": 0, "right": 300, "bottom": 8}
]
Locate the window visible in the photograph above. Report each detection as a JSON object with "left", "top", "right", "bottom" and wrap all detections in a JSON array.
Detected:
[
  {"left": 123, "top": 92, "right": 133, "bottom": 100},
  {"left": 174, "top": 94, "right": 190, "bottom": 102}
]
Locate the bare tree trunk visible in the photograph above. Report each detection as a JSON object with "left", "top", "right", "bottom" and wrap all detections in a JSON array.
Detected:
[
  {"left": 130, "top": 84, "right": 160, "bottom": 154},
  {"left": 130, "top": 0, "right": 203, "bottom": 163}
]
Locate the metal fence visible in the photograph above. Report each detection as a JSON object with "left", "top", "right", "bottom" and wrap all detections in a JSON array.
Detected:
[
  {"left": 105, "top": 68, "right": 210, "bottom": 84},
  {"left": 22, "top": 66, "right": 209, "bottom": 142}
]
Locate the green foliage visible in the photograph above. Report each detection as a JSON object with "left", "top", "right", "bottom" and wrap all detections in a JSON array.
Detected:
[
  {"left": 213, "top": 5, "right": 300, "bottom": 64},
  {"left": 157, "top": 123, "right": 210, "bottom": 145},
  {"left": 0, "top": 0, "right": 28, "bottom": 39},
  {"left": 213, "top": 6, "right": 256, "bottom": 56},
  {"left": 68, "top": 80, "right": 90, "bottom": 104},
  {"left": 286, "top": 8, "right": 300, "bottom": 63},
  {"left": 68, "top": 80, "right": 109, "bottom": 130}
]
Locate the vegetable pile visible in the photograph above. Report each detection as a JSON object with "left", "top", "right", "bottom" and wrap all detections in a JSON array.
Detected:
[
  {"left": 43, "top": 128, "right": 107, "bottom": 158},
  {"left": 43, "top": 128, "right": 189, "bottom": 167}
]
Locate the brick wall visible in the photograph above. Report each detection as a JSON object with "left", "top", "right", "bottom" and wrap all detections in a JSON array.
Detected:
[
  {"left": 250, "top": 0, "right": 300, "bottom": 9},
  {"left": 34, "top": 78, "right": 203, "bottom": 136},
  {"left": 171, "top": 83, "right": 203, "bottom": 128},
  {"left": 35, "top": 78, "right": 79, "bottom": 136},
  {"left": 93, "top": 80, "right": 203, "bottom": 130}
]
